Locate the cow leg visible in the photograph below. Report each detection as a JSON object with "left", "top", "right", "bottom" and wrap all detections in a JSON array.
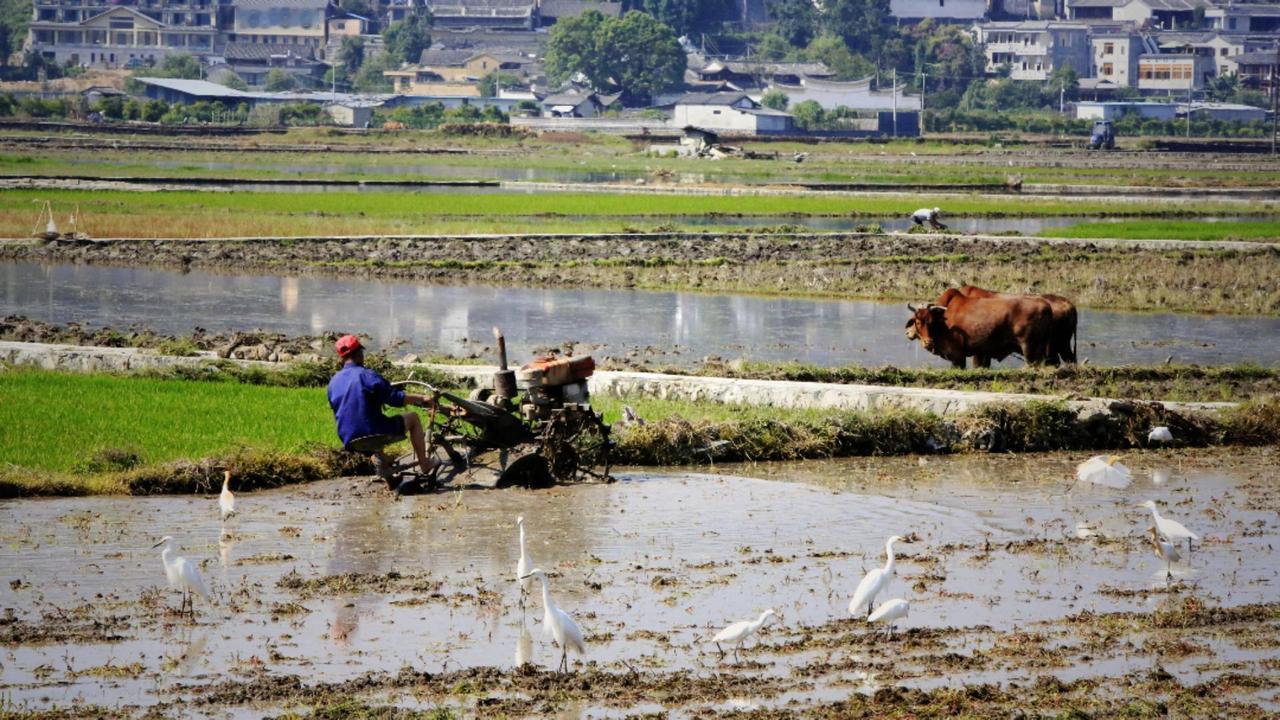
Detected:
[
  {"left": 951, "top": 357, "right": 967, "bottom": 369},
  {"left": 974, "top": 355, "right": 991, "bottom": 369}
]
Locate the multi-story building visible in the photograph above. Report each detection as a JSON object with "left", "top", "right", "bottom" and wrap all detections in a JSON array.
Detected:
[
  {"left": 226, "top": 0, "right": 328, "bottom": 54},
  {"left": 1136, "top": 52, "right": 1214, "bottom": 91},
  {"left": 1089, "top": 30, "right": 1150, "bottom": 85},
  {"left": 974, "top": 21, "right": 1092, "bottom": 80},
  {"left": 29, "top": 0, "right": 219, "bottom": 67},
  {"left": 1206, "top": 4, "right": 1280, "bottom": 33}
]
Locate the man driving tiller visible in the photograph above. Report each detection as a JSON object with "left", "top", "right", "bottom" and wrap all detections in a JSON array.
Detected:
[{"left": 327, "top": 335, "right": 442, "bottom": 491}]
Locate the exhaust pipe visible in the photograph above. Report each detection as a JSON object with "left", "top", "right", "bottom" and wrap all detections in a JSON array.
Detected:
[{"left": 492, "top": 326, "right": 517, "bottom": 400}]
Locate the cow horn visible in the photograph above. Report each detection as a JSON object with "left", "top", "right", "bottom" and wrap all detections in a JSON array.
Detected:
[{"left": 907, "top": 303, "right": 917, "bottom": 312}]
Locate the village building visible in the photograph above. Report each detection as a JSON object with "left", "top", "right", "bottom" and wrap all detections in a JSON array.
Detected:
[
  {"left": 671, "top": 91, "right": 794, "bottom": 134},
  {"left": 29, "top": 1, "right": 218, "bottom": 68},
  {"left": 1136, "top": 52, "right": 1214, "bottom": 91},
  {"left": 1206, "top": 3, "right": 1280, "bottom": 33},
  {"left": 384, "top": 47, "right": 534, "bottom": 96},
  {"left": 765, "top": 75, "right": 922, "bottom": 112},
  {"left": 227, "top": 0, "right": 328, "bottom": 54},
  {"left": 540, "top": 91, "right": 619, "bottom": 117},
  {"left": 537, "top": 0, "right": 622, "bottom": 26},
  {"left": 973, "top": 21, "right": 1092, "bottom": 80}
]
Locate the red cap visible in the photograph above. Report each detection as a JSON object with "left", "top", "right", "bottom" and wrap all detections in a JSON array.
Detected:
[{"left": 335, "top": 334, "right": 363, "bottom": 358}]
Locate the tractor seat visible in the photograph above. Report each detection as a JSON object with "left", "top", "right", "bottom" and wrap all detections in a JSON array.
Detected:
[{"left": 346, "top": 433, "right": 404, "bottom": 454}]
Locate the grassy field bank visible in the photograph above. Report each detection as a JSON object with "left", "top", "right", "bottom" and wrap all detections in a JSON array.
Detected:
[
  {"left": 3, "top": 138, "right": 1280, "bottom": 189},
  {"left": 1, "top": 366, "right": 1276, "bottom": 497},
  {"left": 4, "top": 188, "right": 1275, "bottom": 240}
]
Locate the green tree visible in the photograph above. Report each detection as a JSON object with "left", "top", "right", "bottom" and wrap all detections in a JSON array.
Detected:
[
  {"left": 791, "top": 99, "right": 823, "bottom": 129},
  {"left": 338, "top": 36, "right": 365, "bottom": 75},
  {"left": 264, "top": 68, "right": 297, "bottom": 91},
  {"left": 803, "top": 34, "right": 874, "bottom": 80},
  {"left": 825, "top": 0, "right": 893, "bottom": 58},
  {"left": 753, "top": 32, "right": 794, "bottom": 61},
  {"left": 383, "top": 10, "right": 432, "bottom": 65},
  {"left": 153, "top": 53, "right": 203, "bottom": 79},
  {"left": 339, "top": 0, "right": 372, "bottom": 17},
  {"left": 545, "top": 9, "right": 608, "bottom": 88},
  {"left": 636, "top": 0, "right": 734, "bottom": 38},
  {"left": 761, "top": 89, "right": 789, "bottom": 110},
  {"left": 1205, "top": 73, "right": 1238, "bottom": 102},
  {"left": 766, "top": 0, "right": 817, "bottom": 48},
  {"left": 478, "top": 70, "right": 521, "bottom": 97},
  {"left": 352, "top": 52, "right": 394, "bottom": 92},
  {"left": 209, "top": 67, "right": 248, "bottom": 90},
  {"left": 598, "top": 11, "right": 685, "bottom": 103}
]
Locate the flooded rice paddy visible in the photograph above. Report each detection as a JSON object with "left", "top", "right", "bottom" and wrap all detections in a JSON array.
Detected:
[
  {"left": 1, "top": 448, "right": 1277, "bottom": 717},
  {"left": 5, "top": 261, "right": 1280, "bottom": 368}
]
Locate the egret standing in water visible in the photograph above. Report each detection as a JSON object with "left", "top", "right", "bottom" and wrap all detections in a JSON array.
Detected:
[
  {"left": 1148, "top": 426, "right": 1173, "bottom": 444},
  {"left": 1148, "top": 525, "right": 1181, "bottom": 584},
  {"left": 153, "top": 536, "right": 211, "bottom": 619},
  {"left": 849, "top": 535, "right": 904, "bottom": 618},
  {"left": 520, "top": 568, "right": 586, "bottom": 672},
  {"left": 868, "top": 598, "right": 910, "bottom": 638},
  {"left": 219, "top": 470, "right": 236, "bottom": 522},
  {"left": 515, "top": 516, "right": 533, "bottom": 607},
  {"left": 1139, "top": 500, "right": 1199, "bottom": 553},
  {"left": 712, "top": 608, "right": 778, "bottom": 663}
]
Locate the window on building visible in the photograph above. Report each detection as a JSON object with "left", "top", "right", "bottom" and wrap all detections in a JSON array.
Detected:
[
  {"left": 1220, "top": 48, "right": 1228, "bottom": 56},
  {"left": 1104, "top": 42, "right": 1114, "bottom": 54},
  {"left": 1228, "top": 18, "right": 1236, "bottom": 29},
  {"left": 1102, "top": 62, "right": 1114, "bottom": 75}
]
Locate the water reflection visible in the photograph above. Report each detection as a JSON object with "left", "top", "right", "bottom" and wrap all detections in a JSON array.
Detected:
[{"left": 4, "top": 261, "right": 1279, "bottom": 368}]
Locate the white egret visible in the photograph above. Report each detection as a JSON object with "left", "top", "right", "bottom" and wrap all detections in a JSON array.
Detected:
[
  {"left": 219, "top": 470, "right": 236, "bottom": 522},
  {"left": 1148, "top": 525, "right": 1181, "bottom": 583},
  {"left": 1148, "top": 426, "right": 1173, "bottom": 444},
  {"left": 521, "top": 568, "right": 586, "bottom": 672},
  {"left": 712, "top": 608, "right": 778, "bottom": 663},
  {"left": 849, "top": 535, "right": 904, "bottom": 618},
  {"left": 1075, "top": 455, "right": 1132, "bottom": 489},
  {"left": 153, "top": 536, "right": 211, "bottom": 619},
  {"left": 868, "top": 598, "right": 910, "bottom": 638},
  {"left": 1139, "top": 500, "right": 1199, "bottom": 553},
  {"left": 516, "top": 516, "right": 533, "bottom": 605}
]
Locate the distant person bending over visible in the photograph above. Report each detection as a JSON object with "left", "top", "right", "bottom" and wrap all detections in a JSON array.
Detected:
[
  {"left": 328, "top": 335, "right": 439, "bottom": 485},
  {"left": 911, "top": 207, "right": 947, "bottom": 231}
]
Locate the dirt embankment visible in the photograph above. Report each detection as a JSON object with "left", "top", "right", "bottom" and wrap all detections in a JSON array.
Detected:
[{"left": 4, "top": 233, "right": 1278, "bottom": 315}]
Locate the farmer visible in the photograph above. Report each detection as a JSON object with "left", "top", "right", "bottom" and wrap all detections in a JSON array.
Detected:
[
  {"left": 327, "top": 335, "right": 439, "bottom": 485},
  {"left": 910, "top": 207, "right": 947, "bottom": 231}
]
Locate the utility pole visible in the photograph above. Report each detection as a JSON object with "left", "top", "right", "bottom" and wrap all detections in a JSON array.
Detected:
[
  {"left": 920, "top": 70, "right": 927, "bottom": 138},
  {"left": 1186, "top": 86, "right": 1192, "bottom": 137},
  {"left": 892, "top": 68, "right": 898, "bottom": 138},
  {"left": 1059, "top": 79, "right": 1065, "bottom": 114},
  {"left": 1271, "top": 51, "right": 1278, "bottom": 156}
]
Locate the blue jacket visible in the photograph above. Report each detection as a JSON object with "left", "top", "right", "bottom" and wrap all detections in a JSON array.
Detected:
[{"left": 327, "top": 364, "right": 406, "bottom": 447}]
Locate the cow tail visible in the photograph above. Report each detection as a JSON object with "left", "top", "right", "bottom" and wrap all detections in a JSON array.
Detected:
[{"left": 1072, "top": 324, "right": 1077, "bottom": 364}]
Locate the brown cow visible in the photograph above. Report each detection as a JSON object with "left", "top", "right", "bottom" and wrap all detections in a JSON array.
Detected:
[
  {"left": 904, "top": 293, "right": 1053, "bottom": 368},
  {"left": 953, "top": 285, "right": 1078, "bottom": 365}
]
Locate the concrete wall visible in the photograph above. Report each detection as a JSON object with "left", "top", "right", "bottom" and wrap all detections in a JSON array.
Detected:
[{"left": 0, "top": 341, "right": 1235, "bottom": 419}]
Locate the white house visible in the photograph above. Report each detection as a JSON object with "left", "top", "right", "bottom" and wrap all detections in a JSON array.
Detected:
[
  {"left": 672, "top": 92, "right": 794, "bottom": 134},
  {"left": 1075, "top": 100, "right": 1178, "bottom": 119},
  {"left": 889, "top": 0, "right": 985, "bottom": 21},
  {"left": 973, "top": 21, "right": 1092, "bottom": 81},
  {"left": 766, "top": 75, "right": 921, "bottom": 112},
  {"left": 1089, "top": 31, "right": 1149, "bottom": 87}
]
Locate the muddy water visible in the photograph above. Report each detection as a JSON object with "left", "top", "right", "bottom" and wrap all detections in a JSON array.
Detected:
[
  {"left": 4, "top": 261, "right": 1279, "bottom": 368},
  {"left": 0, "top": 449, "right": 1276, "bottom": 716}
]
